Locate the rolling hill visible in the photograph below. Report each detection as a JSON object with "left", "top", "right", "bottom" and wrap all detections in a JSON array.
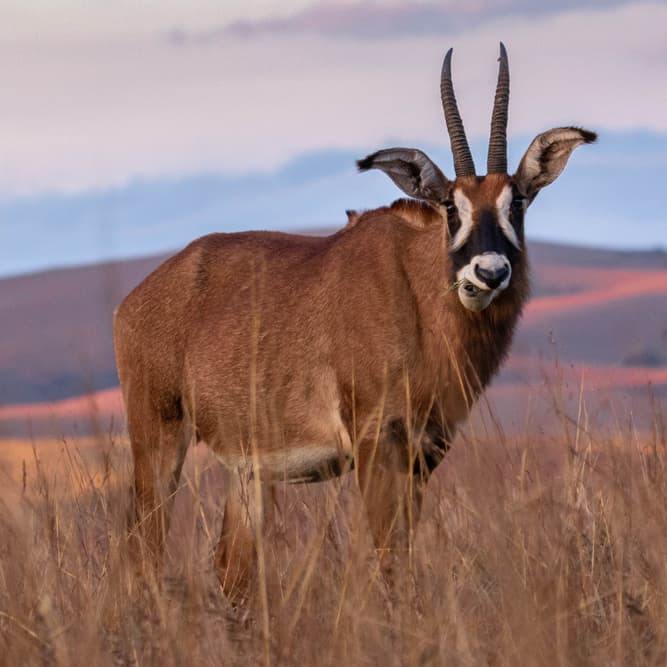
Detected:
[{"left": 0, "top": 235, "right": 665, "bottom": 438}]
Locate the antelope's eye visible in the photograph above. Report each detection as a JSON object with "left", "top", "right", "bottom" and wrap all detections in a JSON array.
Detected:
[
  {"left": 442, "top": 200, "right": 457, "bottom": 215},
  {"left": 511, "top": 194, "right": 525, "bottom": 209},
  {"left": 442, "top": 199, "right": 460, "bottom": 237}
]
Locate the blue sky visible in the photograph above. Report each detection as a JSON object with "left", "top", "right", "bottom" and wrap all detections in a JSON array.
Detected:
[{"left": 0, "top": 0, "right": 665, "bottom": 276}]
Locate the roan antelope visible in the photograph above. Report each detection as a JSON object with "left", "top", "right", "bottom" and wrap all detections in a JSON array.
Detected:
[{"left": 114, "top": 43, "right": 595, "bottom": 600}]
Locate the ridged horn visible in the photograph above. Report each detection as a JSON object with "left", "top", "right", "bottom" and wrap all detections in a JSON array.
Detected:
[
  {"left": 487, "top": 42, "right": 510, "bottom": 174},
  {"left": 440, "top": 48, "right": 476, "bottom": 177}
]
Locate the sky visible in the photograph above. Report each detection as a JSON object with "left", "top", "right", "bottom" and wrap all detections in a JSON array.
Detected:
[{"left": 0, "top": 0, "right": 665, "bottom": 274}]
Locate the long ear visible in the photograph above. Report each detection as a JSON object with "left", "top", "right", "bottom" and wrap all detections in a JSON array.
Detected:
[
  {"left": 515, "top": 127, "right": 596, "bottom": 203},
  {"left": 357, "top": 148, "right": 450, "bottom": 203}
]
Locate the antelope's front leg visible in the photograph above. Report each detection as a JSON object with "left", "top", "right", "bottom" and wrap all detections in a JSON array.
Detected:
[{"left": 356, "top": 436, "right": 427, "bottom": 584}]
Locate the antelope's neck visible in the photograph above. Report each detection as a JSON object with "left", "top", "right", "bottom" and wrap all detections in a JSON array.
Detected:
[{"left": 443, "top": 254, "right": 530, "bottom": 398}]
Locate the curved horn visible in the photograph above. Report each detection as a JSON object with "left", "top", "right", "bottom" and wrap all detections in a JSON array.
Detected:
[
  {"left": 440, "top": 48, "right": 476, "bottom": 177},
  {"left": 487, "top": 42, "right": 510, "bottom": 174}
]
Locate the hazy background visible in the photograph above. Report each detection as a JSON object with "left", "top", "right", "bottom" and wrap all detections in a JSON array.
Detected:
[
  {"left": 2, "top": 9, "right": 666, "bottom": 663},
  {"left": 0, "top": 1, "right": 665, "bottom": 435},
  {"left": 1, "top": 0, "right": 665, "bottom": 277}
]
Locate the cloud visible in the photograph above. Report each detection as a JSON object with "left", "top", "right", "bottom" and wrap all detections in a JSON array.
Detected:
[
  {"left": 0, "top": 2, "right": 665, "bottom": 195},
  {"left": 0, "top": 1, "right": 315, "bottom": 42},
  {"left": 170, "top": 0, "right": 633, "bottom": 42}
]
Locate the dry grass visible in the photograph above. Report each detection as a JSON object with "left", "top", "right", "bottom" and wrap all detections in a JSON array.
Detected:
[{"left": 0, "top": 392, "right": 666, "bottom": 666}]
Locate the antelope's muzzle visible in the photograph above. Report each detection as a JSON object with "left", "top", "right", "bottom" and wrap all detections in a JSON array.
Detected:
[{"left": 456, "top": 252, "right": 512, "bottom": 312}]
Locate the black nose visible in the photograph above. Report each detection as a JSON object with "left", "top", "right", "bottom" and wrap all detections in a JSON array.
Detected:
[{"left": 474, "top": 263, "right": 509, "bottom": 289}]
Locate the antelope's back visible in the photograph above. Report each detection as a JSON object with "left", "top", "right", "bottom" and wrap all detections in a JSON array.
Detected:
[{"left": 113, "top": 230, "right": 333, "bottom": 387}]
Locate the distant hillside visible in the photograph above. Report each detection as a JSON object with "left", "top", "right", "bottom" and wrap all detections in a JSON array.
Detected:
[{"left": 0, "top": 254, "right": 166, "bottom": 405}]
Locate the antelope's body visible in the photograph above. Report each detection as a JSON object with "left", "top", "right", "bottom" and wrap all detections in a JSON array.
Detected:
[{"left": 114, "top": 44, "right": 595, "bottom": 599}]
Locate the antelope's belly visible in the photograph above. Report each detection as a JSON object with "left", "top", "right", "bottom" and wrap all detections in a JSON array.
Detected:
[{"left": 215, "top": 444, "right": 353, "bottom": 484}]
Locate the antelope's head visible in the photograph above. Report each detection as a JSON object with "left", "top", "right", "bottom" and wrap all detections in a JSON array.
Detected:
[{"left": 358, "top": 44, "right": 596, "bottom": 312}]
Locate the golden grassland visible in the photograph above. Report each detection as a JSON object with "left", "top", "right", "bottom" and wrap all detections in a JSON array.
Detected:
[{"left": 0, "top": 392, "right": 666, "bottom": 666}]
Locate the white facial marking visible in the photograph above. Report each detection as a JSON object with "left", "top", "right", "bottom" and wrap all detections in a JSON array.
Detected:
[
  {"left": 450, "top": 190, "right": 474, "bottom": 251},
  {"left": 495, "top": 185, "right": 521, "bottom": 250}
]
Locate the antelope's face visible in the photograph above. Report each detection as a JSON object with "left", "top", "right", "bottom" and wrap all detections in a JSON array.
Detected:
[
  {"left": 446, "top": 175, "right": 524, "bottom": 312},
  {"left": 358, "top": 42, "right": 596, "bottom": 313}
]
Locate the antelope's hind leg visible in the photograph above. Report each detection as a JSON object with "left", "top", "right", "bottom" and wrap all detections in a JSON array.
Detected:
[
  {"left": 127, "top": 395, "right": 190, "bottom": 574},
  {"left": 214, "top": 468, "right": 276, "bottom": 605}
]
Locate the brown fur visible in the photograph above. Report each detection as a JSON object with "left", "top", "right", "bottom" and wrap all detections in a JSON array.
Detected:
[
  {"left": 114, "top": 184, "right": 529, "bottom": 597},
  {"left": 346, "top": 199, "right": 442, "bottom": 231}
]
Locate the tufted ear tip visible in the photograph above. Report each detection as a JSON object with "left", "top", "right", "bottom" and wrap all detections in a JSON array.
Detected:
[
  {"left": 356, "top": 155, "right": 374, "bottom": 172},
  {"left": 561, "top": 127, "right": 597, "bottom": 145},
  {"left": 579, "top": 128, "right": 598, "bottom": 144}
]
